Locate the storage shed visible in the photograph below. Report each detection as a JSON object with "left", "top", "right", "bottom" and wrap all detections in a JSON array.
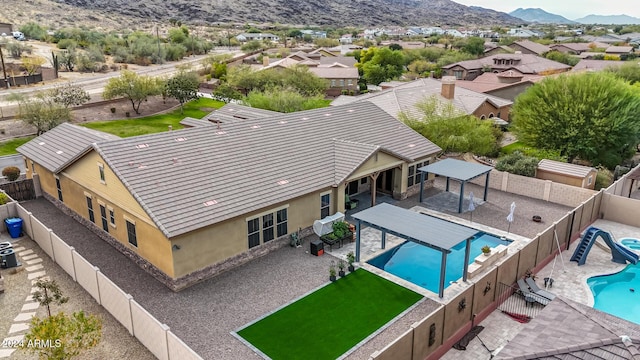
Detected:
[{"left": 536, "top": 159, "right": 597, "bottom": 189}]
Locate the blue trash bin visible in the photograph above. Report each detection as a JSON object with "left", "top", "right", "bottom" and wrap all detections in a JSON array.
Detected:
[{"left": 5, "top": 218, "right": 23, "bottom": 239}]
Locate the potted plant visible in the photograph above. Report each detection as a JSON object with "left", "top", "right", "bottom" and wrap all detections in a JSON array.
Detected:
[
  {"left": 329, "top": 261, "right": 337, "bottom": 282},
  {"left": 338, "top": 259, "right": 346, "bottom": 277},
  {"left": 481, "top": 245, "right": 491, "bottom": 256},
  {"left": 346, "top": 251, "right": 355, "bottom": 272}
]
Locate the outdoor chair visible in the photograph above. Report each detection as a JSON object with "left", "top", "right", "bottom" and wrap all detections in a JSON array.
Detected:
[
  {"left": 345, "top": 194, "right": 359, "bottom": 210},
  {"left": 525, "top": 277, "right": 556, "bottom": 301},
  {"left": 517, "top": 279, "right": 549, "bottom": 306}
]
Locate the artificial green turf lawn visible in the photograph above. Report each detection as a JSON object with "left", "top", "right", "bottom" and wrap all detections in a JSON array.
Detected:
[
  {"left": 81, "top": 98, "right": 224, "bottom": 138},
  {"left": 237, "top": 269, "right": 422, "bottom": 360},
  {"left": 0, "top": 136, "right": 35, "bottom": 156}
]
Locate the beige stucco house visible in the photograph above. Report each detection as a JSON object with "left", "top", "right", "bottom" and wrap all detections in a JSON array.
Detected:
[{"left": 18, "top": 102, "right": 441, "bottom": 290}]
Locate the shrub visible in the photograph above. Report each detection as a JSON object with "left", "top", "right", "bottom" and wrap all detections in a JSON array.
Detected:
[
  {"left": 2, "top": 166, "right": 20, "bottom": 181},
  {"left": 0, "top": 192, "right": 9, "bottom": 205},
  {"left": 595, "top": 166, "right": 613, "bottom": 190},
  {"left": 332, "top": 221, "right": 350, "bottom": 239},
  {"left": 495, "top": 151, "right": 539, "bottom": 177}
]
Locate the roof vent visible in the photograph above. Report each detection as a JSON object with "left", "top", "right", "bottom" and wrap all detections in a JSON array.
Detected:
[
  {"left": 347, "top": 109, "right": 354, "bottom": 113},
  {"left": 138, "top": 164, "right": 147, "bottom": 169},
  {"left": 277, "top": 179, "right": 289, "bottom": 185},
  {"left": 215, "top": 130, "right": 227, "bottom": 135},
  {"left": 251, "top": 125, "right": 261, "bottom": 129},
  {"left": 325, "top": 113, "right": 331, "bottom": 117},
  {"left": 175, "top": 137, "right": 187, "bottom": 142},
  {"left": 408, "top": 144, "right": 416, "bottom": 148},
  {"left": 136, "top": 144, "right": 149, "bottom": 149},
  {"left": 278, "top": 120, "right": 288, "bottom": 124},
  {"left": 56, "top": 150, "right": 64, "bottom": 154},
  {"left": 203, "top": 200, "right": 218, "bottom": 206},
  {"left": 301, "top": 117, "right": 309, "bottom": 120},
  {"left": 38, "top": 142, "right": 45, "bottom": 146}
]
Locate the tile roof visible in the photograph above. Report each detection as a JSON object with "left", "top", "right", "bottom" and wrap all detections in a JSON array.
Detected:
[
  {"left": 17, "top": 123, "right": 120, "bottom": 173},
  {"left": 319, "top": 56, "right": 357, "bottom": 67},
  {"left": 572, "top": 60, "right": 626, "bottom": 72},
  {"left": 496, "top": 297, "right": 640, "bottom": 360},
  {"left": 308, "top": 66, "right": 359, "bottom": 79},
  {"left": 199, "top": 103, "right": 279, "bottom": 124},
  {"left": 538, "top": 159, "right": 595, "bottom": 178},
  {"left": 442, "top": 54, "right": 571, "bottom": 74},
  {"left": 330, "top": 78, "right": 512, "bottom": 118},
  {"left": 606, "top": 46, "right": 634, "bottom": 54},
  {"left": 512, "top": 40, "right": 552, "bottom": 55},
  {"left": 456, "top": 71, "right": 543, "bottom": 93},
  {"left": 59, "top": 102, "right": 439, "bottom": 238}
]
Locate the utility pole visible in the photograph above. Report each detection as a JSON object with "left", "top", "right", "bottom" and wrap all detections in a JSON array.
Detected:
[
  {"left": 156, "top": 25, "right": 161, "bottom": 59},
  {"left": 0, "top": 44, "right": 8, "bottom": 89}
]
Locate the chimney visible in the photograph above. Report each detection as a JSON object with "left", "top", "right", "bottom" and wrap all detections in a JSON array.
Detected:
[
  {"left": 441, "top": 76, "right": 456, "bottom": 100},
  {"left": 263, "top": 56, "right": 270, "bottom": 66}
]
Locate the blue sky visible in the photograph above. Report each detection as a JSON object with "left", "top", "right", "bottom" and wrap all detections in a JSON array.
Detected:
[{"left": 453, "top": 0, "right": 638, "bottom": 20}]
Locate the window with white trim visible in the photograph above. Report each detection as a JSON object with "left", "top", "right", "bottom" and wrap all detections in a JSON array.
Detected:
[
  {"left": 99, "top": 204, "right": 108, "bottom": 233},
  {"left": 86, "top": 196, "right": 94, "bottom": 223},
  {"left": 247, "top": 218, "right": 260, "bottom": 248},
  {"left": 98, "top": 164, "right": 105, "bottom": 183},
  {"left": 55, "top": 177, "right": 63, "bottom": 202},
  {"left": 276, "top": 208, "right": 288, "bottom": 237},
  {"left": 108, "top": 208, "right": 115, "bottom": 227},
  {"left": 262, "top": 213, "right": 274, "bottom": 243},
  {"left": 408, "top": 160, "right": 429, "bottom": 187},
  {"left": 126, "top": 220, "right": 137, "bottom": 247}
]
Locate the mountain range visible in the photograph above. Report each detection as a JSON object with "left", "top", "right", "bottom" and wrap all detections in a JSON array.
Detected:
[
  {"left": 510, "top": 8, "right": 640, "bottom": 25},
  {"left": 34, "top": 0, "right": 526, "bottom": 27}
]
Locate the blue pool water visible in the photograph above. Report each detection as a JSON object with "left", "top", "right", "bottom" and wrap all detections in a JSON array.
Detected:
[
  {"left": 620, "top": 238, "right": 640, "bottom": 250},
  {"left": 588, "top": 264, "right": 640, "bottom": 324},
  {"left": 367, "top": 233, "right": 511, "bottom": 294}
]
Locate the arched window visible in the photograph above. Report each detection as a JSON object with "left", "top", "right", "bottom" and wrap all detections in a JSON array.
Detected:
[
  {"left": 489, "top": 113, "right": 494, "bottom": 118},
  {"left": 480, "top": 115, "right": 486, "bottom": 120}
]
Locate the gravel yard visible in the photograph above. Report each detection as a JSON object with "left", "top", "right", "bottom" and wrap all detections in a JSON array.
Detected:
[{"left": 0, "top": 235, "right": 155, "bottom": 360}]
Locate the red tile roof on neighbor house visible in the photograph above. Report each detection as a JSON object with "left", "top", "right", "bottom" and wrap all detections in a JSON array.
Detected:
[
  {"left": 511, "top": 40, "right": 551, "bottom": 55},
  {"left": 442, "top": 53, "right": 571, "bottom": 75},
  {"left": 456, "top": 71, "right": 543, "bottom": 93}
]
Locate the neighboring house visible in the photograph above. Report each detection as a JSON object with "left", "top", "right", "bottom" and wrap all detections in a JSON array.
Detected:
[
  {"left": 423, "top": 27, "right": 445, "bottom": 36},
  {"left": 572, "top": 59, "right": 625, "bottom": 72},
  {"left": 236, "top": 33, "right": 280, "bottom": 42},
  {"left": 300, "top": 30, "right": 327, "bottom": 39},
  {"left": 18, "top": 104, "right": 441, "bottom": 291},
  {"left": 331, "top": 77, "right": 513, "bottom": 122},
  {"left": 0, "top": 23, "right": 12, "bottom": 35},
  {"left": 262, "top": 50, "right": 359, "bottom": 96},
  {"left": 507, "top": 29, "right": 539, "bottom": 38},
  {"left": 605, "top": 46, "right": 634, "bottom": 55},
  {"left": 484, "top": 45, "right": 514, "bottom": 57},
  {"left": 340, "top": 34, "right": 353, "bottom": 44},
  {"left": 550, "top": 42, "right": 609, "bottom": 54},
  {"left": 536, "top": 159, "right": 597, "bottom": 190},
  {"left": 509, "top": 40, "right": 551, "bottom": 56},
  {"left": 456, "top": 70, "right": 543, "bottom": 102},
  {"left": 445, "top": 29, "right": 465, "bottom": 38},
  {"left": 442, "top": 53, "right": 571, "bottom": 81}
]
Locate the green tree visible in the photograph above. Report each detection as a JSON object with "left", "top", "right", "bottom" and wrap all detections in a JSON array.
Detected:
[
  {"left": 512, "top": 72, "right": 640, "bottom": 168},
  {"left": 400, "top": 96, "right": 501, "bottom": 156},
  {"left": 32, "top": 279, "right": 69, "bottom": 317},
  {"left": 462, "top": 37, "right": 485, "bottom": 56},
  {"left": 357, "top": 47, "right": 405, "bottom": 85},
  {"left": 21, "top": 55, "right": 46, "bottom": 75},
  {"left": 103, "top": 70, "right": 162, "bottom": 114},
  {"left": 20, "top": 22, "right": 47, "bottom": 40},
  {"left": 495, "top": 151, "right": 539, "bottom": 177},
  {"left": 57, "top": 50, "right": 76, "bottom": 71},
  {"left": 607, "top": 61, "right": 640, "bottom": 84},
  {"left": 168, "top": 27, "right": 187, "bottom": 43},
  {"left": 240, "top": 40, "right": 262, "bottom": 53},
  {"left": 49, "top": 83, "right": 91, "bottom": 109},
  {"left": 21, "top": 311, "right": 102, "bottom": 360},
  {"left": 18, "top": 93, "right": 71, "bottom": 135},
  {"left": 544, "top": 50, "right": 580, "bottom": 66},
  {"left": 165, "top": 72, "right": 200, "bottom": 113},
  {"left": 281, "top": 65, "right": 327, "bottom": 96},
  {"left": 245, "top": 87, "right": 327, "bottom": 113}
]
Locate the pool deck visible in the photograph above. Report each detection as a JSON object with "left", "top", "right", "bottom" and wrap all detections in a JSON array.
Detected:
[{"left": 440, "top": 219, "right": 640, "bottom": 360}]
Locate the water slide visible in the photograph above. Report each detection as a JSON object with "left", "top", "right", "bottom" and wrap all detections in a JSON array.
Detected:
[{"left": 570, "top": 227, "right": 639, "bottom": 266}]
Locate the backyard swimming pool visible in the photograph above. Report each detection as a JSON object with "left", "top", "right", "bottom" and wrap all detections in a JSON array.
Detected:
[
  {"left": 588, "top": 264, "right": 640, "bottom": 325},
  {"left": 620, "top": 238, "right": 640, "bottom": 251},
  {"left": 367, "top": 232, "right": 511, "bottom": 294}
]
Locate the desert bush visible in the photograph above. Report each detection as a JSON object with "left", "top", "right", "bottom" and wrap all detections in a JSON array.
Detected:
[
  {"left": 0, "top": 193, "right": 9, "bottom": 205},
  {"left": 2, "top": 166, "right": 21, "bottom": 181},
  {"left": 495, "top": 151, "right": 539, "bottom": 177}
]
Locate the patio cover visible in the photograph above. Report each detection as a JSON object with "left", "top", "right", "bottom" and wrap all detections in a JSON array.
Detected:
[
  {"left": 418, "top": 159, "right": 493, "bottom": 213},
  {"left": 352, "top": 203, "right": 479, "bottom": 298}
]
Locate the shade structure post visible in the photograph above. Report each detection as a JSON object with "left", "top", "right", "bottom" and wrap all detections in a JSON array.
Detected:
[
  {"left": 381, "top": 229, "right": 386, "bottom": 249},
  {"left": 484, "top": 172, "right": 490, "bottom": 201},
  {"left": 446, "top": 177, "right": 450, "bottom": 192},
  {"left": 419, "top": 171, "right": 425, "bottom": 202},
  {"left": 355, "top": 221, "right": 361, "bottom": 262},
  {"left": 462, "top": 237, "right": 472, "bottom": 282},
  {"left": 458, "top": 181, "right": 465, "bottom": 213},
  {"left": 439, "top": 251, "right": 447, "bottom": 298}
]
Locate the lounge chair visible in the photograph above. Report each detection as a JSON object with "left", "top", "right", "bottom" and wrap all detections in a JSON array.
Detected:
[
  {"left": 345, "top": 194, "right": 359, "bottom": 210},
  {"left": 517, "top": 279, "right": 549, "bottom": 306},
  {"left": 525, "top": 277, "right": 556, "bottom": 301}
]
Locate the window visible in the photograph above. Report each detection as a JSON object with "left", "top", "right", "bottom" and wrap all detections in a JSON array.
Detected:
[
  {"left": 86, "top": 196, "right": 94, "bottom": 223},
  {"left": 588, "top": 175, "right": 593, "bottom": 185},
  {"left": 24, "top": 159, "right": 29, "bottom": 172},
  {"left": 408, "top": 161, "right": 429, "bottom": 187},
  {"left": 262, "top": 214, "right": 274, "bottom": 243},
  {"left": 360, "top": 178, "right": 367, "bottom": 185},
  {"left": 31, "top": 161, "right": 35, "bottom": 172},
  {"left": 276, "top": 209, "right": 288, "bottom": 237},
  {"left": 98, "top": 164, "right": 105, "bottom": 183},
  {"left": 109, "top": 208, "right": 115, "bottom": 226},
  {"left": 100, "top": 205, "right": 108, "bottom": 233},
  {"left": 347, "top": 79, "right": 353, "bottom": 86},
  {"left": 126, "top": 220, "right": 137, "bottom": 247},
  {"left": 339, "top": 79, "right": 345, "bottom": 87},
  {"left": 55, "top": 177, "right": 63, "bottom": 202},
  {"left": 321, "top": 194, "right": 330, "bottom": 219},
  {"left": 247, "top": 218, "right": 260, "bottom": 248},
  {"left": 453, "top": 70, "right": 463, "bottom": 80},
  {"left": 331, "top": 80, "right": 336, "bottom": 87}
]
